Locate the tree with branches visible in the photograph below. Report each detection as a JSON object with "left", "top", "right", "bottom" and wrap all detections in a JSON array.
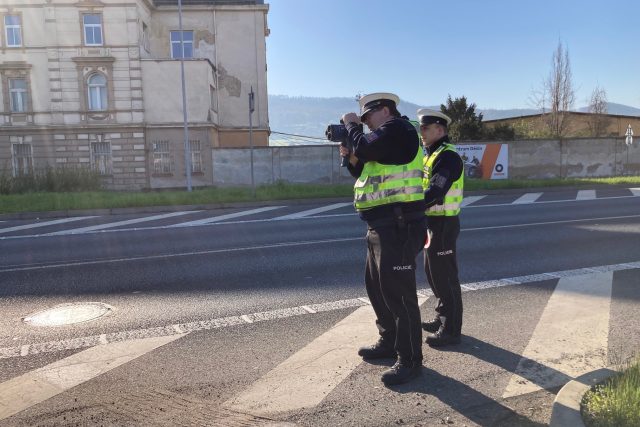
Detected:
[
  {"left": 532, "top": 41, "right": 575, "bottom": 137},
  {"left": 587, "top": 86, "right": 610, "bottom": 137}
]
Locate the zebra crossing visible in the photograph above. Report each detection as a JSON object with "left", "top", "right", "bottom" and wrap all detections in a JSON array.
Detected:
[
  {"left": 1, "top": 262, "right": 638, "bottom": 424},
  {"left": 1, "top": 188, "right": 639, "bottom": 239}
]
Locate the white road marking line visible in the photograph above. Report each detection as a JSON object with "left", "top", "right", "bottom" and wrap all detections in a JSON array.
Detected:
[
  {"left": 630, "top": 187, "right": 640, "bottom": 196},
  {"left": 0, "top": 334, "right": 184, "bottom": 421},
  {"left": 0, "top": 237, "right": 362, "bottom": 273},
  {"left": 2, "top": 261, "right": 637, "bottom": 361},
  {"left": 301, "top": 305, "right": 316, "bottom": 314},
  {"left": 4, "top": 192, "right": 640, "bottom": 241},
  {"left": 272, "top": 202, "right": 353, "bottom": 220},
  {"left": 241, "top": 315, "right": 254, "bottom": 324},
  {"left": 46, "top": 211, "right": 198, "bottom": 236},
  {"left": 461, "top": 195, "right": 486, "bottom": 207},
  {"left": 168, "top": 206, "right": 285, "bottom": 227},
  {"left": 462, "top": 214, "right": 640, "bottom": 232},
  {"left": 4, "top": 213, "right": 640, "bottom": 272},
  {"left": 502, "top": 271, "right": 613, "bottom": 398},
  {"left": 511, "top": 192, "right": 543, "bottom": 204},
  {"left": 225, "top": 298, "right": 426, "bottom": 416},
  {"left": 462, "top": 193, "right": 639, "bottom": 209},
  {"left": 0, "top": 216, "right": 97, "bottom": 234},
  {"left": 576, "top": 189, "right": 596, "bottom": 200}
]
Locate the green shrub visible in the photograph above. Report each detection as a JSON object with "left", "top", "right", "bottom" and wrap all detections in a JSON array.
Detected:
[{"left": 0, "top": 166, "right": 103, "bottom": 195}]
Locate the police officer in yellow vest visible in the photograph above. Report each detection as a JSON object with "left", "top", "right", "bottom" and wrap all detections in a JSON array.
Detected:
[
  {"left": 339, "top": 93, "right": 427, "bottom": 385},
  {"left": 417, "top": 108, "right": 464, "bottom": 347}
]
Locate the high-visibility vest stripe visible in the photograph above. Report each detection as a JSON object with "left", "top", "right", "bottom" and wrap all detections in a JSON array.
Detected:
[
  {"left": 354, "top": 146, "right": 424, "bottom": 211},
  {"left": 423, "top": 143, "right": 464, "bottom": 216}
]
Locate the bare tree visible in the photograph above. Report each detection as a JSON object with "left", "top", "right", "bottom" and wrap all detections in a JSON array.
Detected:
[
  {"left": 587, "top": 86, "right": 610, "bottom": 136},
  {"left": 532, "top": 41, "right": 575, "bottom": 137}
]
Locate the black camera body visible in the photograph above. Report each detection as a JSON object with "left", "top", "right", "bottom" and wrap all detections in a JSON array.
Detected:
[{"left": 325, "top": 122, "right": 352, "bottom": 167}]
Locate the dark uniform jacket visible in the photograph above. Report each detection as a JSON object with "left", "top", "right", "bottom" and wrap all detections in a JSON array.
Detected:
[
  {"left": 345, "top": 116, "right": 426, "bottom": 224},
  {"left": 424, "top": 135, "right": 464, "bottom": 210}
]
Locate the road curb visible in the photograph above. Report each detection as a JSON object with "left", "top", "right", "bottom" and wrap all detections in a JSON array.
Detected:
[{"left": 549, "top": 367, "right": 618, "bottom": 427}]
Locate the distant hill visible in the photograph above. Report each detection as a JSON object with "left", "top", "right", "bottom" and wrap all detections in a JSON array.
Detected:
[
  {"left": 576, "top": 102, "right": 640, "bottom": 116},
  {"left": 267, "top": 95, "right": 640, "bottom": 144}
]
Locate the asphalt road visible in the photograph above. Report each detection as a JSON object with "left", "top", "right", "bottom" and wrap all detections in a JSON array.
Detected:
[{"left": 1, "top": 187, "right": 639, "bottom": 426}]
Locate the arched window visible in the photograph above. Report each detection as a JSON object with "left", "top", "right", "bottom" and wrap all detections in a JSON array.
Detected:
[{"left": 87, "top": 73, "right": 107, "bottom": 111}]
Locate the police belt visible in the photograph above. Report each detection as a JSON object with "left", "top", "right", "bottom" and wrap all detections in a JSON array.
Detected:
[{"left": 365, "top": 208, "right": 424, "bottom": 230}]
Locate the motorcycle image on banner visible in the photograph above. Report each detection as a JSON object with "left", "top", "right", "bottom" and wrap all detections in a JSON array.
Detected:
[{"left": 456, "top": 144, "right": 509, "bottom": 179}]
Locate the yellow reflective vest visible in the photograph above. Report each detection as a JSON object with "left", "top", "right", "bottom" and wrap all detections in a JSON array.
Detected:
[
  {"left": 354, "top": 147, "right": 424, "bottom": 211},
  {"left": 423, "top": 143, "right": 464, "bottom": 216}
]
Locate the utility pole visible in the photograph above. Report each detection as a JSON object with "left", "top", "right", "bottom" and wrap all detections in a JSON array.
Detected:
[
  {"left": 178, "top": 0, "right": 192, "bottom": 192},
  {"left": 249, "top": 86, "right": 255, "bottom": 198},
  {"left": 625, "top": 124, "right": 634, "bottom": 176}
]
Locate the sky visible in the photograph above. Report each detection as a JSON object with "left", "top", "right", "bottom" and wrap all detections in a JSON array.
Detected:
[{"left": 265, "top": 0, "right": 640, "bottom": 110}]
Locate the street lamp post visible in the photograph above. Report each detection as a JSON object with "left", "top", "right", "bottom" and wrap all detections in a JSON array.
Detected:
[
  {"left": 178, "top": 0, "right": 192, "bottom": 192},
  {"left": 625, "top": 124, "right": 634, "bottom": 175},
  {"left": 249, "top": 86, "right": 255, "bottom": 198}
]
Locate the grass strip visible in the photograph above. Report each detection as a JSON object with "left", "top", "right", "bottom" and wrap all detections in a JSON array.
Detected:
[
  {"left": 582, "top": 359, "right": 640, "bottom": 427},
  {"left": 1, "top": 177, "right": 640, "bottom": 215}
]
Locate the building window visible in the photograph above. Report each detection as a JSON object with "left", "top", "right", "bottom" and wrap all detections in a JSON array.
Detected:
[
  {"left": 189, "top": 140, "right": 202, "bottom": 173},
  {"left": 9, "top": 78, "right": 28, "bottom": 112},
  {"left": 90, "top": 137, "right": 112, "bottom": 175},
  {"left": 170, "top": 30, "right": 193, "bottom": 58},
  {"left": 87, "top": 73, "right": 107, "bottom": 111},
  {"left": 4, "top": 15, "right": 22, "bottom": 47},
  {"left": 12, "top": 143, "right": 32, "bottom": 176},
  {"left": 83, "top": 14, "right": 103, "bottom": 46},
  {"left": 152, "top": 140, "right": 172, "bottom": 174}
]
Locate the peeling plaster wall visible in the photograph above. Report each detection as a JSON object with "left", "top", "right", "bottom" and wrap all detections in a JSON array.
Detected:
[
  {"left": 215, "top": 8, "right": 268, "bottom": 129},
  {"left": 506, "top": 138, "right": 638, "bottom": 179}
]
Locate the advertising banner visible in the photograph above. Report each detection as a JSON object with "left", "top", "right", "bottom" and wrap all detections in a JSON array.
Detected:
[{"left": 455, "top": 144, "right": 508, "bottom": 179}]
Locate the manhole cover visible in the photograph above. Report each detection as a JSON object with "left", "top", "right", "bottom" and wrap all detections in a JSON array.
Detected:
[{"left": 24, "top": 302, "right": 114, "bottom": 326}]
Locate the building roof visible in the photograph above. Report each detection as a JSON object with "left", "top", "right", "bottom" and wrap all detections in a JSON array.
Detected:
[
  {"left": 484, "top": 110, "right": 640, "bottom": 124},
  {"left": 154, "top": 0, "right": 264, "bottom": 5}
]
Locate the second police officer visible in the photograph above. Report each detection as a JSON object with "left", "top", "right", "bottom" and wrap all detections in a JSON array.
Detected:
[
  {"left": 339, "top": 93, "right": 427, "bottom": 385},
  {"left": 417, "top": 109, "right": 465, "bottom": 347}
]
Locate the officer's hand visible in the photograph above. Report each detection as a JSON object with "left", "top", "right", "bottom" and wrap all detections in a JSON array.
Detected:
[
  {"left": 342, "top": 113, "right": 361, "bottom": 125},
  {"left": 339, "top": 145, "right": 350, "bottom": 157}
]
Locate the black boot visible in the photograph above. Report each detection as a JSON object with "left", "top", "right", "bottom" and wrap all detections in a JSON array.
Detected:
[
  {"left": 381, "top": 360, "right": 422, "bottom": 385},
  {"left": 425, "top": 327, "right": 461, "bottom": 347},
  {"left": 421, "top": 316, "right": 442, "bottom": 333},
  {"left": 358, "top": 339, "right": 396, "bottom": 359}
]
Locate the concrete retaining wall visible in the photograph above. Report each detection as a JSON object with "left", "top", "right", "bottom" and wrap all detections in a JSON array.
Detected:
[
  {"left": 213, "top": 138, "right": 640, "bottom": 186},
  {"left": 213, "top": 145, "right": 355, "bottom": 186}
]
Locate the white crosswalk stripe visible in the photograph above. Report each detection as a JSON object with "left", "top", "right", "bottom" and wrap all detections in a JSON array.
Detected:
[
  {"left": 273, "top": 202, "right": 352, "bottom": 220},
  {"left": 630, "top": 187, "right": 640, "bottom": 196},
  {"left": 226, "top": 298, "right": 426, "bottom": 416},
  {"left": 511, "top": 192, "right": 543, "bottom": 204},
  {"left": 502, "top": 271, "right": 613, "bottom": 398},
  {"left": 168, "top": 206, "right": 285, "bottom": 227},
  {"left": 0, "top": 216, "right": 97, "bottom": 234},
  {"left": 45, "top": 211, "right": 199, "bottom": 236},
  {"left": 461, "top": 195, "right": 486, "bottom": 207},
  {"left": 0, "top": 335, "right": 184, "bottom": 421},
  {"left": 576, "top": 189, "right": 596, "bottom": 200}
]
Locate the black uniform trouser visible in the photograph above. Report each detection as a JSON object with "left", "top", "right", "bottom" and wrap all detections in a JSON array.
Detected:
[
  {"left": 424, "top": 215, "right": 462, "bottom": 336},
  {"left": 364, "top": 217, "right": 426, "bottom": 365}
]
